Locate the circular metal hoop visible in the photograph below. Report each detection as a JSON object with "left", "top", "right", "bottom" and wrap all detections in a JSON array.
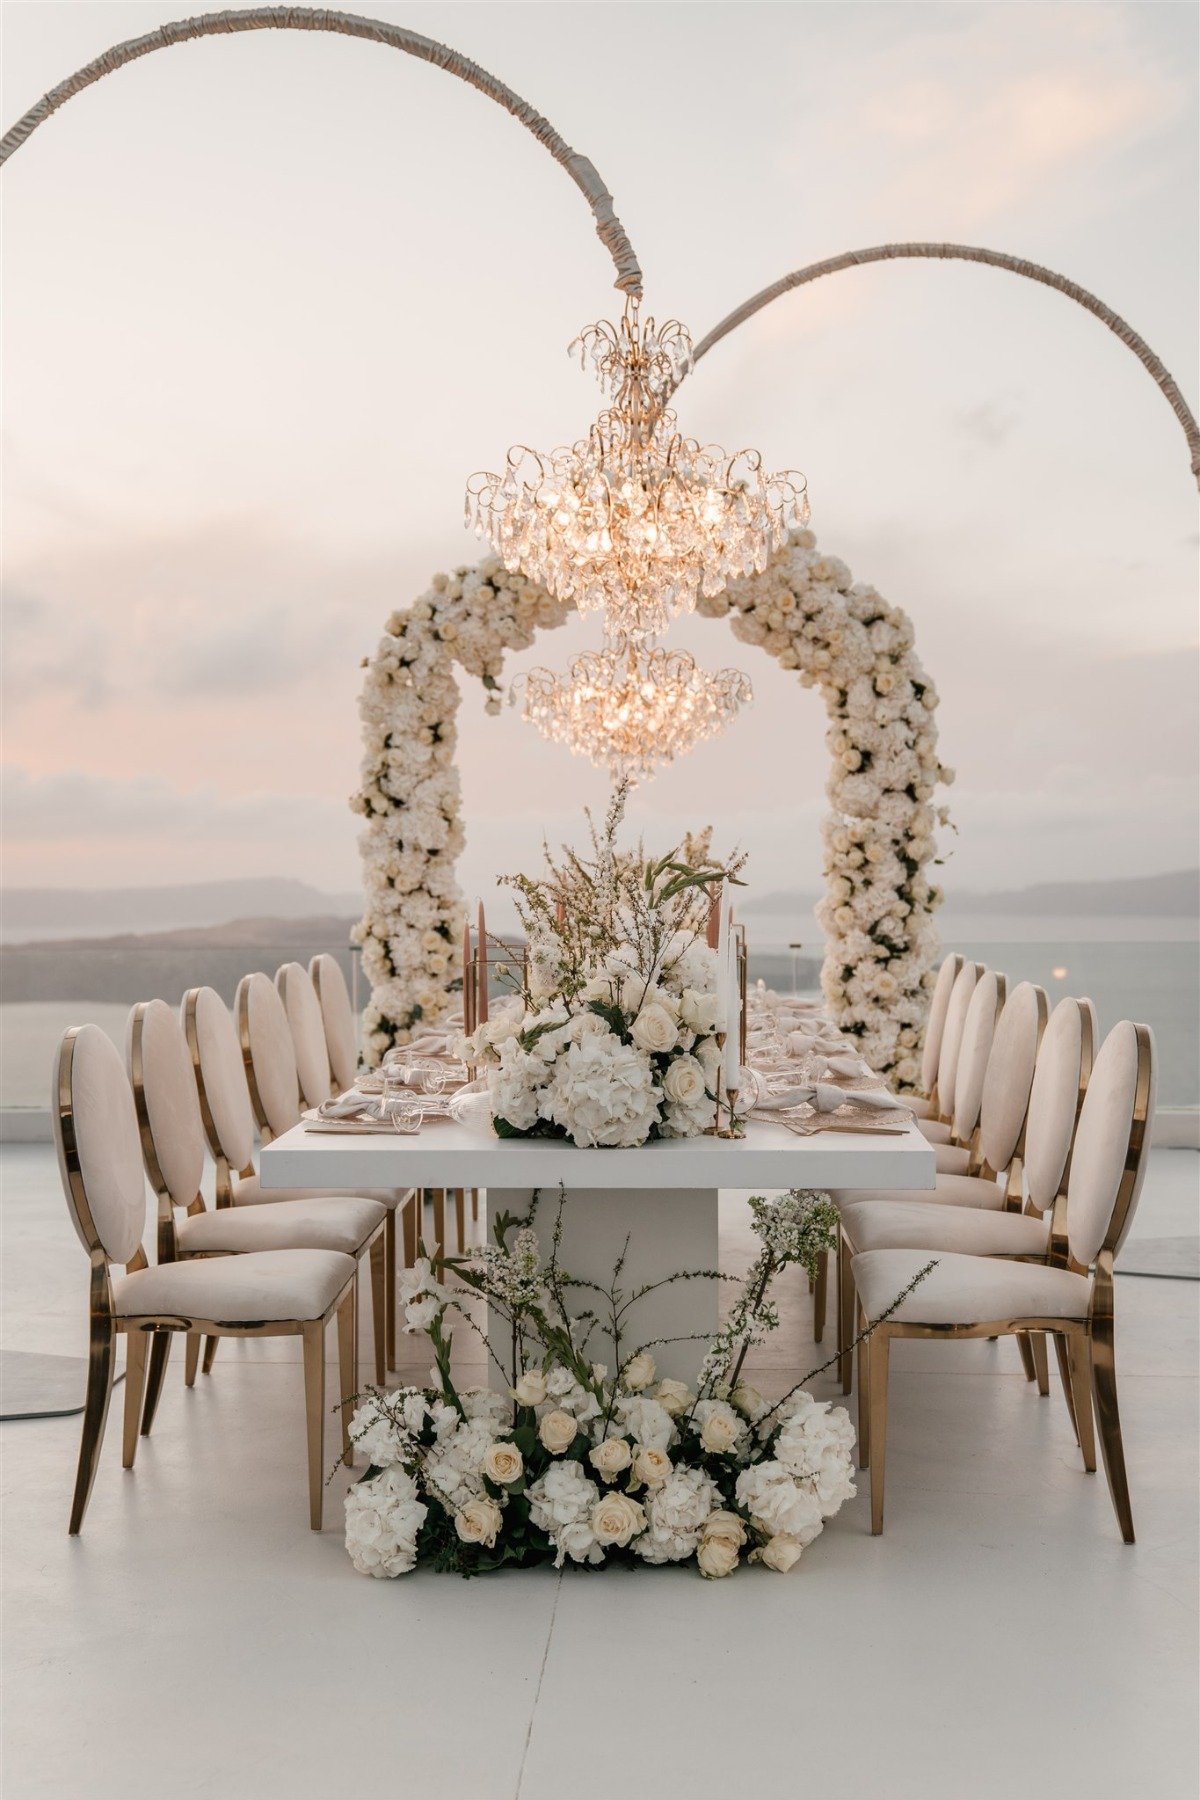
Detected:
[
  {"left": 0, "top": 5, "right": 643, "bottom": 296},
  {"left": 687, "top": 242, "right": 1199, "bottom": 485}
]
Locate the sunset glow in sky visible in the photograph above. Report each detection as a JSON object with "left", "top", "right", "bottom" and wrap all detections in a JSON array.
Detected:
[{"left": 3, "top": 1, "right": 1197, "bottom": 908}]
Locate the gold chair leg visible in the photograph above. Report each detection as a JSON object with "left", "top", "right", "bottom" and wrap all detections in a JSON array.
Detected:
[
  {"left": 471, "top": 1187, "right": 479, "bottom": 1223},
  {"left": 302, "top": 1322, "right": 326, "bottom": 1531},
  {"left": 69, "top": 1315, "right": 116, "bottom": 1534},
  {"left": 1015, "top": 1331, "right": 1036, "bottom": 1382},
  {"left": 337, "top": 1292, "right": 356, "bottom": 1466},
  {"left": 368, "top": 1236, "right": 386, "bottom": 1387},
  {"left": 1067, "top": 1331, "right": 1097, "bottom": 1473},
  {"left": 856, "top": 1304, "right": 870, "bottom": 1468},
  {"left": 1053, "top": 1333, "right": 1080, "bottom": 1446},
  {"left": 184, "top": 1332, "right": 201, "bottom": 1387},
  {"left": 1030, "top": 1332, "right": 1050, "bottom": 1397},
  {"left": 454, "top": 1188, "right": 466, "bottom": 1252},
  {"left": 1090, "top": 1316, "right": 1134, "bottom": 1543},
  {"left": 812, "top": 1249, "right": 828, "bottom": 1344},
  {"left": 868, "top": 1329, "right": 892, "bottom": 1535},
  {"left": 432, "top": 1187, "right": 446, "bottom": 1252},
  {"left": 201, "top": 1336, "right": 219, "bottom": 1376},
  {"left": 838, "top": 1233, "right": 854, "bottom": 1394},
  {"left": 121, "top": 1329, "right": 149, "bottom": 1469},
  {"left": 140, "top": 1329, "right": 172, "bottom": 1436},
  {"left": 383, "top": 1209, "right": 398, "bottom": 1372}
]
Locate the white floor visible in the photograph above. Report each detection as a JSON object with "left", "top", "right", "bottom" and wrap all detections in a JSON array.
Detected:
[{"left": 2, "top": 1145, "right": 1197, "bottom": 1800}]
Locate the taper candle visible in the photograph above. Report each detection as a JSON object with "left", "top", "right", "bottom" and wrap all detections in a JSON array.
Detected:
[
  {"left": 476, "top": 899, "right": 489, "bottom": 1023},
  {"left": 461, "top": 918, "right": 474, "bottom": 1034}
]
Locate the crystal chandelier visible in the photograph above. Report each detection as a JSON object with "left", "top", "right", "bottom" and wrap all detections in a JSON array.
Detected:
[
  {"left": 517, "top": 634, "right": 753, "bottom": 786},
  {"left": 467, "top": 298, "right": 809, "bottom": 639}
]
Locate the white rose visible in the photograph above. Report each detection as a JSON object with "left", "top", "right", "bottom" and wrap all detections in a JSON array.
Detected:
[
  {"left": 589, "top": 1436, "right": 633, "bottom": 1481},
  {"left": 629, "top": 1445, "right": 672, "bottom": 1489},
  {"left": 590, "top": 1492, "right": 646, "bottom": 1548},
  {"left": 661, "top": 1054, "right": 707, "bottom": 1107},
  {"left": 654, "top": 1378, "right": 693, "bottom": 1418},
  {"left": 697, "top": 1536, "right": 740, "bottom": 1579},
  {"left": 629, "top": 1004, "right": 678, "bottom": 1055},
  {"left": 679, "top": 988, "right": 723, "bottom": 1033},
  {"left": 731, "top": 1381, "right": 768, "bottom": 1422},
  {"left": 538, "top": 1410, "right": 578, "bottom": 1455},
  {"left": 482, "top": 1441, "right": 524, "bottom": 1486},
  {"left": 697, "top": 1403, "right": 742, "bottom": 1455},
  {"left": 512, "top": 1369, "right": 548, "bottom": 1408},
  {"left": 702, "top": 1509, "right": 748, "bottom": 1552},
  {"left": 454, "top": 1497, "right": 502, "bottom": 1548},
  {"left": 759, "top": 1534, "right": 804, "bottom": 1573},
  {"left": 621, "top": 1352, "right": 657, "bottom": 1392}
]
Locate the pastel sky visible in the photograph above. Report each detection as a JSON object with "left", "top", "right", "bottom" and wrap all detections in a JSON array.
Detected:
[{"left": 2, "top": 0, "right": 1197, "bottom": 916}]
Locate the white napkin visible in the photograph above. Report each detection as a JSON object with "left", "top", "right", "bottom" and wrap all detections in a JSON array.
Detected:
[
  {"left": 786, "top": 1031, "right": 846, "bottom": 1057},
  {"left": 317, "top": 1094, "right": 386, "bottom": 1121},
  {"left": 814, "top": 1054, "right": 868, "bottom": 1081},
  {"left": 754, "top": 1082, "right": 908, "bottom": 1114}
]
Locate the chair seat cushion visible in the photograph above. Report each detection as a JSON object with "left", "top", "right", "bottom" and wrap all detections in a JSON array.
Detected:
[
  {"left": 851, "top": 1248, "right": 1091, "bottom": 1326},
  {"left": 907, "top": 1095, "right": 935, "bottom": 1118},
  {"left": 917, "top": 1119, "right": 953, "bottom": 1144},
  {"left": 934, "top": 1143, "right": 972, "bottom": 1175},
  {"left": 836, "top": 1173, "right": 1005, "bottom": 1211},
  {"left": 113, "top": 1249, "right": 356, "bottom": 1322},
  {"left": 840, "top": 1200, "right": 1050, "bottom": 1257},
  {"left": 178, "top": 1197, "right": 385, "bottom": 1257},
  {"left": 232, "top": 1171, "right": 409, "bottom": 1210}
]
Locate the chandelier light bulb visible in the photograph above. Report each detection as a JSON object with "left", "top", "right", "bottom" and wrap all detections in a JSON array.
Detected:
[{"left": 467, "top": 297, "right": 810, "bottom": 641}]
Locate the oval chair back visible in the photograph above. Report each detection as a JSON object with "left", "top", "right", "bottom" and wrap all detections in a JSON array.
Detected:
[
  {"left": 919, "top": 952, "right": 965, "bottom": 1100},
  {"left": 276, "top": 962, "right": 335, "bottom": 1109},
  {"left": 934, "top": 961, "right": 982, "bottom": 1123},
  {"left": 182, "top": 986, "right": 258, "bottom": 1176},
  {"left": 950, "top": 970, "right": 1007, "bottom": 1146},
  {"left": 1023, "top": 998, "right": 1093, "bottom": 1215},
  {"left": 310, "top": 952, "right": 359, "bottom": 1093},
  {"left": 54, "top": 1024, "right": 148, "bottom": 1269},
  {"left": 1067, "top": 1021, "right": 1156, "bottom": 1270},
  {"left": 977, "top": 981, "right": 1048, "bottom": 1177},
  {"left": 236, "top": 972, "right": 302, "bottom": 1142},
  {"left": 128, "top": 1000, "right": 209, "bottom": 1260}
]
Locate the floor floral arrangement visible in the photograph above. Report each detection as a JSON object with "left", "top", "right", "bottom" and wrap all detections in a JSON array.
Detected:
[
  {"left": 459, "top": 784, "right": 741, "bottom": 1147},
  {"left": 343, "top": 1189, "right": 931, "bottom": 1580}
]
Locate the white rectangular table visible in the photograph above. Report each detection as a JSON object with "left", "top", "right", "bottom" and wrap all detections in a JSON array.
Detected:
[{"left": 261, "top": 1118, "right": 935, "bottom": 1382}]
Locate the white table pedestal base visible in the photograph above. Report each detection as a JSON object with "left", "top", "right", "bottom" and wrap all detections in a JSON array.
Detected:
[{"left": 485, "top": 1187, "right": 720, "bottom": 1388}]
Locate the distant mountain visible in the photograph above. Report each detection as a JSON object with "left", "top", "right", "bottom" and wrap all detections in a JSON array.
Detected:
[
  {"left": 741, "top": 869, "right": 1198, "bottom": 919},
  {"left": 0, "top": 879, "right": 362, "bottom": 943}
]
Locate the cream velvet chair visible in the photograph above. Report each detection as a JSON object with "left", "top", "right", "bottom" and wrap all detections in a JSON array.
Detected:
[
  {"left": 129, "top": 999, "right": 388, "bottom": 1393},
  {"left": 237, "top": 973, "right": 426, "bottom": 1364},
  {"left": 915, "top": 961, "right": 989, "bottom": 1146},
  {"left": 54, "top": 1024, "right": 357, "bottom": 1534},
  {"left": 852, "top": 1018, "right": 1155, "bottom": 1541},
  {"left": 183, "top": 983, "right": 414, "bottom": 1373},
  {"left": 834, "top": 978, "right": 1048, "bottom": 1385},
  {"left": 309, "top": 952, "right": 360, "bottom": 1093},
  {"left": 907, "top": 952, "right": 964, "bottom": 1120},
  {"left": 278, "top": 960, "right": 458, "bottom": 1249}
]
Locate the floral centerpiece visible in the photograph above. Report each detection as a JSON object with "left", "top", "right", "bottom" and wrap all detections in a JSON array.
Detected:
[
  {"left": 343, "top": 1191, "right": 932, "bottom": 1579},
  {"left": 459, "top": 787, "right": 743, "bottom": 1147}
]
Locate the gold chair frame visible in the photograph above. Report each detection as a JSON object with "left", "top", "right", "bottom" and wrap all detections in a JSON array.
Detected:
[
  {"left": 856, "top": 1024, "right": 1152, "bottom": 1542},
  {"left": 57, "top": 1029, "right": 357, "bottom": 1535}
]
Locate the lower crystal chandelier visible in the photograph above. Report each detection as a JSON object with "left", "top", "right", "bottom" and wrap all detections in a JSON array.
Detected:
[
  {"left": 467, "top": 297, "right": 808, "bottom": 641},
  {"left": 517, "top": 634, "right": 753, "bottom": 785}
]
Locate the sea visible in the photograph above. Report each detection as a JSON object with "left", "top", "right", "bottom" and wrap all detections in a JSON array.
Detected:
[{"left": 1, "top": 914, "right": 1196, "bottom": 1111}]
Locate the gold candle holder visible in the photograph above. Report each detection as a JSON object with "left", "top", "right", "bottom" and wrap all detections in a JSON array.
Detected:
[
  {"left": 721, "top": 1086, "right": 742, "bottom": 1139},
  {"left": 706, "top": 1033, "right": 727, "bottom": 1134}
]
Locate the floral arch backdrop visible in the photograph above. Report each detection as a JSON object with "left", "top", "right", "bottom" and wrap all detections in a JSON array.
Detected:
[{"left": 352, "top": 529, "right": 953, "bottom": 1084}]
